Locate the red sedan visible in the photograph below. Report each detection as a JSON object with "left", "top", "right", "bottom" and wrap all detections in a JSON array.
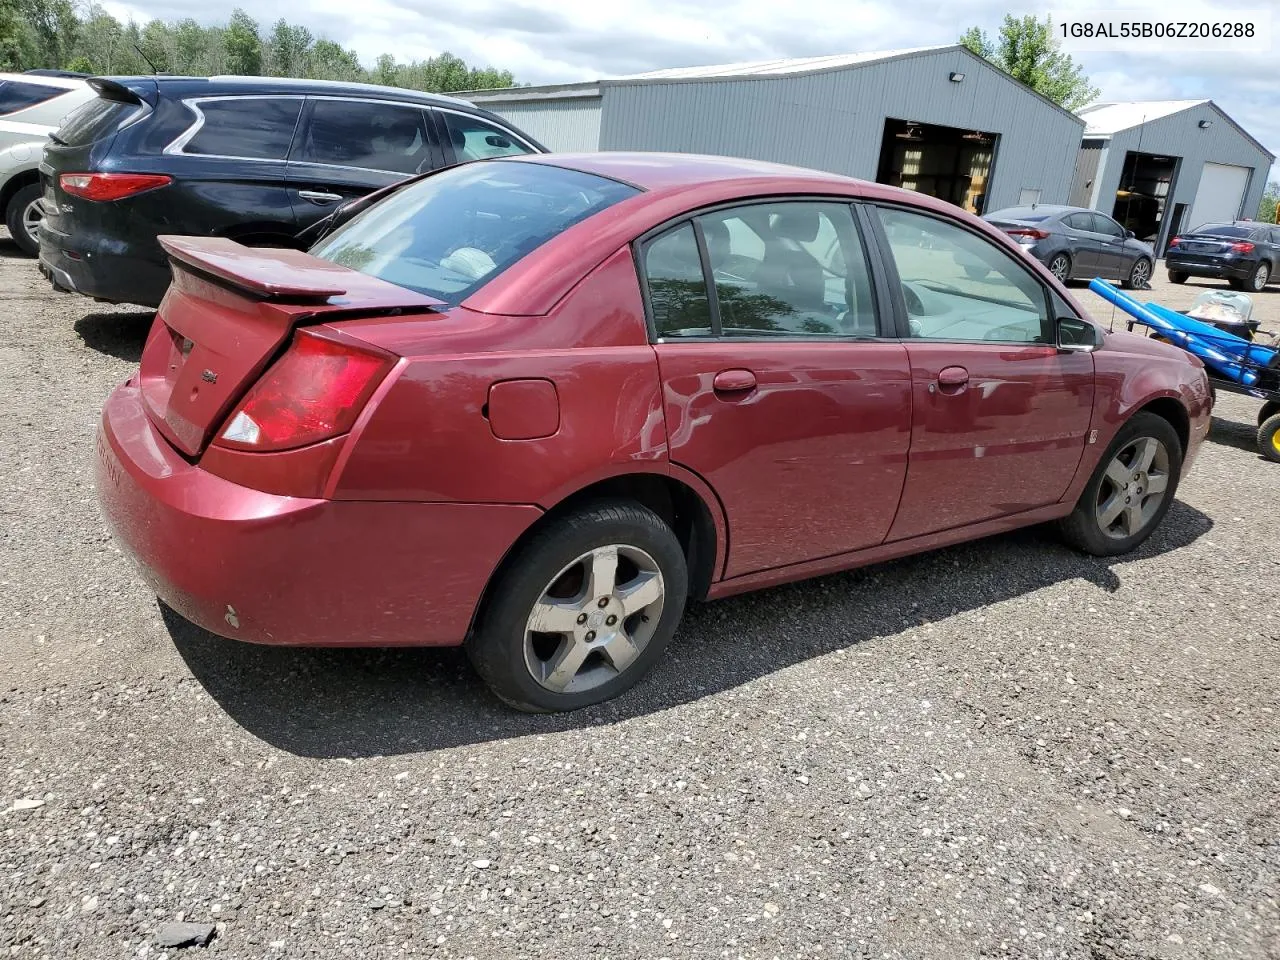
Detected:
[{"left": 96, "top": 153, "right": 1212, "bottom": 712}]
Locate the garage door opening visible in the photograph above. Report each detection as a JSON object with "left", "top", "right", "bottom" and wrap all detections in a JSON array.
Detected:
[
  {"left": 876, "top": 118, "right": 999, "bottom": 215},
  {"left": 1111, "top": 151, "right": 1178, "bottom": 244}
]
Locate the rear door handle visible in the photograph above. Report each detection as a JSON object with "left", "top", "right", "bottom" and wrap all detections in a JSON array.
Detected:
[
  {"left": 933, "top": 366, "right": 969, "bottom": 394},
  {"left": 713, "top": 368, "right": 757, "bottom": 394},
  {"left": 298, "top": 190, "right": 344, "bottom": 204}
]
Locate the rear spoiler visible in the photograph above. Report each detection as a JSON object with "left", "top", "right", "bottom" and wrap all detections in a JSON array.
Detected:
[
  {"left": 88, "top": 77, "right": 155, "bottom": 106},
  {"left": 159, "top": 236, "right": 447, "bottom": 309}
]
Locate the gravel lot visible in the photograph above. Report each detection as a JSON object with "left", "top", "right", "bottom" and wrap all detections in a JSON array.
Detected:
[{"left": 2, "top": 234, "right": 1278, "bottom": 960}]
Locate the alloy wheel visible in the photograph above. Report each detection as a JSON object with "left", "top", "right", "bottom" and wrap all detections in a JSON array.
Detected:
[
  {"left": 1049, "top": 255, "right": 1070, "bottom": 281},
  {"left": 21, "top": 199, "right": 43, "bottom": 248},
  {"left": 523, "top": 544, "right": 665, "bottom": 695},
  {"left": 1094, "top": 436, "right": 1171, "bottom": 540},
  {"left": 1129, "top": 259, "right": 1151, "bottom": 287},
  {"left": 1253, "top": 263, "right": 1270, "bottom": 291}
]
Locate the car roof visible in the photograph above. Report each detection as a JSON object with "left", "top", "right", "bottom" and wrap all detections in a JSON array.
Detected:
[
  {"left": 103, "top": 74, "right": 477, "bottom": 109},
  {"left": 987, "top": 204, "right": 1076, "bottom": 218},
  {"left": 515, "top": 151, "right": 865, "bottom": 192},
  {"left": 0, "top": 71, "right": 87, "bottom": 91}
]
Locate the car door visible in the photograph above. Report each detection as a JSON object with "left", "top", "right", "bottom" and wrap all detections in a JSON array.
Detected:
[
  {"left": 870, "top": 204, "right": 1095, "bottom": 542},
  {"left": 285, "top": 97, "right": 442, "bottom": 233},
  {"left": 1060, "top": 212, "right": 1102, "bottom": 276},
  {"left": 1090, "top": 212, "right": 1130, "bottom": 278},
  {"left": 641, "top": 199, "right": 913, "bottom": 579},
  {"left": 166, "top": 95, "right": 303, "bottom": 239},
  {"left": 434, "top": 108, "right": 541, "bottom": 165}
]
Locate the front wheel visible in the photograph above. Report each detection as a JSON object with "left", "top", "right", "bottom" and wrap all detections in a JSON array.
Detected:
[
  {"left": 1122, "top": 257, "right": 1152, "bottom": 290},
  {"left": 466, "top": 500, "right": 688, "bottom": 712},
  {"left": 1058, "top": 412, "right": 1183, "bottom": 556},
  {"left": 4, "top": 183, "right": 43, "bottom": 257},
  {"left": 1258, "top": 414, "right": 1280, "bottom": 464}
]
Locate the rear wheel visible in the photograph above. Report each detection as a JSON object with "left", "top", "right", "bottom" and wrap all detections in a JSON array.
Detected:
[
  {"left": 1258, "top": 414, "right": 1280, "bottom": 464},
  {"left": 1249, "top": 262, "right": 1271, "bottom": 292},
  {"left": 466, "top": 500, "right": 688, "bottom": 712},
  {"left": 1059, "top": 412, "right": 1183, "bottom": 556},
  {"left": 1048, "top": 253, "right": 1071, "bottom": 283},
  {"left": 4, "top": 183, "right": 43, "bottom": 257},
  {"left": 1167, "top": 270, "right": 1187, "bottom": 284},
  {"left": 1122, "top": 257, "right": 1152, "bottom": 290}
]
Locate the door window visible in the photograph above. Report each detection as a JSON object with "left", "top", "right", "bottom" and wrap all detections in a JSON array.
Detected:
[
  {"left": 642, "top": 224, "right": 714, "bottom": 338},
  {"left": 1063, "top": 212, "right": 1093, "bottom": 231},
  {"left": 0, "top": 80, "right": 63, "bottom": 115},
  {"left": 183, "top": 97, "right": 303, "bottom": 160},
  {"left": 876, "top": 206, "right": 1051, "bottom": 344},
  {"left": 1090, "top": 213, "right": 1125, "bottom": 238},
  {"left": 298, "top": 99, "right": 431, "bottom": 174},
  {"left": 440, "top": 112, "right": 535, "bottom": 161}
]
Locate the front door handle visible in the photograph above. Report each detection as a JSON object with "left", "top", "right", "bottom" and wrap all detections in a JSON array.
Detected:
[
  {"left": 713, "top": 368, "right": 757, "bottom": 394},
  {"left": 298, "top": 190, "right": 344, "bottom": 204},
  {"left": 933, "top": 366, "right": 969, "bottom": 394}
]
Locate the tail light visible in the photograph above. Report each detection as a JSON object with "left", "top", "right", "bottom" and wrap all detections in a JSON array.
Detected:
[
  {"left": 215, "top": 330, "right": 395, "bottom": 452},
  {"left": 60, "top": 173, "right": 172, "bottom": 201},
  {"left": 1229, "top": 241, "right": 1255, "bottom": 254},
  {"left": 1006, "top": 228, "right": 1050, "bottom": 240},
  {"left": 1168, "top": 237, "right": 1181, "bottom": 247}
]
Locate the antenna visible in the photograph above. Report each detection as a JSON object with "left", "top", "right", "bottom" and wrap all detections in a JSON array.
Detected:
[{"left": 132, "top": 42, "right": 159, "bottom": 75}]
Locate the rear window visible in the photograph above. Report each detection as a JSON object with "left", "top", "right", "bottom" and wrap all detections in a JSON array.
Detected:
[
  {"left": 312, "top": 161, "right": 639, "bottom": 304},
  {"left": 0, "top": 80, "right": 62, "bottom": 115},
  {"left": 54, "top": 96, "right": 144, "bottom": 147},
  {"left": 183, "top": 98, "right": 303, "bottom": 160},
  {"left": 1190, "top": 223, "right": 1252, "bottom": 239}
]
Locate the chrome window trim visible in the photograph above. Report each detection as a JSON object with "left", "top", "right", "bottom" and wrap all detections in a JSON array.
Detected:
[{"left": 163, "top": 95, "right": 306, "bottom": 160}]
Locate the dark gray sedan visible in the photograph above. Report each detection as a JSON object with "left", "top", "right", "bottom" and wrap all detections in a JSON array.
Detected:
[{"left": 982, "top": 204, "right": 1156, "bottom": 289}]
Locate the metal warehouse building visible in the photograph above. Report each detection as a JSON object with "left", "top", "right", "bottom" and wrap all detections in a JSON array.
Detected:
[
  {"left": 462, "top": 45, "right": 1087, "bottom": 216},
  {"left": 1070, "top": 100, "right": 1276, "bottom": 255}
]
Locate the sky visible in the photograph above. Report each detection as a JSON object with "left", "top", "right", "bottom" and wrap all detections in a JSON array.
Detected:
[{"left": 100, "top": 0, "right": 1278, "bottom": 187}]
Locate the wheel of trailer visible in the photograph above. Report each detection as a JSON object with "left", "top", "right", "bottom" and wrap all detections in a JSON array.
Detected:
[
  {"left": 1167, "top": 270, "right": 1187, "bottom": 285},
  {"left": 1258, "top": 400, "right": 1280, "bottom": 426},
  {"left": 1259, "top": 414, "right": 1280, "bottom": 464}
]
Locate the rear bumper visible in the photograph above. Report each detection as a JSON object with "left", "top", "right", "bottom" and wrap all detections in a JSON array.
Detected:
[
  {"left": 1164, "top": 256, "right": 1256, "bottom": 281},
  {"left": 38, "top": 220, "right": 171, "bottom": 307},
  {"left": 96, "top": 380, "right": 542, "bottom": 647}
]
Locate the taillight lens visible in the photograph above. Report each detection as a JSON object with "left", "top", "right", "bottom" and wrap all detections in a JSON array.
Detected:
[
  {"left": 1168, "top": 237, "right": 1181, "bottom": 247},
  {"left": 215, "top": 330, "right": 394, "bottom": 452},
  {"left": 1006, "top": 228, "right": 1050, "bottom": 240},
  {"left": 1230, "top": 241, "right": 1255, "bottom": 254},
  {"left": 60, "top": 173, "right": 172, "bottom": 201}
]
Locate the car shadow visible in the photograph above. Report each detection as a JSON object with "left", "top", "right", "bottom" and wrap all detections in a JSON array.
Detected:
[
  {"left": 166, "top": 500, "right": 1214, "bottom": 759},
  {"left": 74, "top": 311, "right": 155, "bottom": 363},
  {"left": 1208, "top": 415, "right": 1264, "bottom": 456},
  {"left": 0, "top": 235, "right": 31, "bottom": 258}
]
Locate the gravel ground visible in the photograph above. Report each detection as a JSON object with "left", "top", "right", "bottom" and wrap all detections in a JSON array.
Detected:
[{"left": 2, "top": 237, "right": 1278, "bottom": 960}]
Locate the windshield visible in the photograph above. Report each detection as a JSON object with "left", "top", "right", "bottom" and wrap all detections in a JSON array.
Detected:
[{"left": 311, "top": 161, "right": 640, "bottom": 303}]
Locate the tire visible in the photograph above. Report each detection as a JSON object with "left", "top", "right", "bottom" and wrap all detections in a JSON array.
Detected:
[
  {"left": 1227, "top": 277, "right": 1246, "bottom": 291},
  {"left": 1258, "top": 400, "right": 1280, "bottom": 426},
  {"left": 466, "top": 500, "right": 688, "bottom": 712},
  {"left": 1167, "top": 270, "right": 1187, "bottom": 284},
  {"left": 1047, "top": 253, "right": 1071, "bottom": 283},
  {"left": 1258, "top": 414, "right": 1280, "bottom": 464},
  {"left": 1058, "top": 412, "right": 1183, "bottom": 557},
  {"left": 1122, "top": 257, "right": 1152, "bottom": 290},
  {"left": 1249, "top": 262, "right": 1271, "bottom": 292},
  {"left": 4, "top": 183, "right": 43, "bottom": 257}
]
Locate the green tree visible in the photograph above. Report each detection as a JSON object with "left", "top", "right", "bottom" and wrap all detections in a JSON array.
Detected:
[
  {"left": 0, "top": 0, "right": 21, "bottom": 69},
  {"left": 305, "top": 38, "right": 361, "bottom": 80},
  {"left": 373, "top": 52, "right": 396, "bottom": 86},
  {"left": 960, "top": 15, "right": 1100, "bottom": 111},
  {"left": 223, "top": 8, "right": 260, "bottom": 75},
  {"left": 1259, "top": 180, "right": 1280, "bottom": 224},
  {"left": 266, "top": 19, "right": 311, "bottom": 76}
]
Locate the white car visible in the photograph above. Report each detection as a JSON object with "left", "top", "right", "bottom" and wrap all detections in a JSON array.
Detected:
[{"left": 0, "top": 71, "right": 97, "bottom": 255}]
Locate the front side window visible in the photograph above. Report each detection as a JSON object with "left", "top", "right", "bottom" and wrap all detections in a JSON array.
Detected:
[
  {"left": 0, "top": 80, "right": 62, "bottom": 115},
  {"left": 299, "top": 100, "right": 431, "bottom": 174},
  {"left": 311, "top": 160, "right": 638, "bottom": 303},
  {"left": 1090, "top": 214, "right": 1124, "bottom": 238},
  {"left": 183, "top": 98, "right": 303, "bottom": 160},
  {"left": 441, "top": 112, "right": 535, "bottom": 161},
  {"left": 877, "top": 206, "right": 1050, "bottom": 344}
]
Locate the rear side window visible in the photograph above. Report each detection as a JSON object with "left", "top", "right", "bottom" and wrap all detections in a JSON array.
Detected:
[
  {"left": 311, "top": 160, "right": 638, "bottom": 303},
  {"left": 643, "top": 224, "right": 713, "bottom": 338},
  {"left": 54, "top": 96, "right": 145, "bottom": 147},
  {"left": 0, "top": 80, "right": 62, "bottom": 115},
  {"left": 298, "top": 99, "right": 431, "bottom": 174},
  {"left": 183, "top": 98, "right": 302, "bottom": 160},
  {"left": 440, "top": 112, "right": 535, "bottom": 161}
]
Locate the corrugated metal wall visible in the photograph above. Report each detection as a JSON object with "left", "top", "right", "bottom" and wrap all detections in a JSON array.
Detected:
[
  {"left": 479, "top": 97, "right": 603, "bottom": 152},
  {"left": 1090, "top": 103, "right": 1273, "bottom": 252},
  {"left": 596, "top": 48, "right": 1084, "bottom": 211},
  {"left": 1069, "top": 141, "right": 1104, "bottom": 207}
]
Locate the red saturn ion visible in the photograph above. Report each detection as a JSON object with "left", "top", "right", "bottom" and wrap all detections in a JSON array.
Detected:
[{"left": 96, "top": 153, "right": 1211, "bottom": 712}]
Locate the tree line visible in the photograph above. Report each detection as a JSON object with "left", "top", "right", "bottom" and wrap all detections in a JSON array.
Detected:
[{"left": 0, "top": 0, "right": 516, "bottom": 92}]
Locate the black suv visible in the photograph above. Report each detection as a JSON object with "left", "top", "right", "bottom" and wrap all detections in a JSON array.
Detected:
[
  {"left": 37, "top": 76, "right": 547, "bottom": 307},
  {"left": 1166, "top": 220, "right": 1280, "bottom": 293}
]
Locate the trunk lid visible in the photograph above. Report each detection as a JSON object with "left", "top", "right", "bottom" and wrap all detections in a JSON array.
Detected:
[{"left": 139, "top": 236, "right": 443, "bottom": 457}]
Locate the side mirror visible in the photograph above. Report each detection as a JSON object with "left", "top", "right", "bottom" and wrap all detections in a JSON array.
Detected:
[
  {"left": 1125, "top": 229, "right": 1136, "bottom": 239},
  {"left": 1056, "top": 315, "right": 1103, "bottom": 352}
]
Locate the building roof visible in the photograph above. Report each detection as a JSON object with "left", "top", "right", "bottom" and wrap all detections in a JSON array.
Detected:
[
  {"left": 1077, "top": 99, "right": 1209, "bottom": 136},
  {"left": 617, "top": 46, "right": 952, "bottom": 81}
]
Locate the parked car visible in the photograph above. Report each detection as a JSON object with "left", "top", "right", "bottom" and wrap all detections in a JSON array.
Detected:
[
  {"left": 37, "top": 75, "right": 547, "bottom": 308},
  {"left": 1165, "top": 220, "right": 1279, "bottom": 292},
  {"left": 0, "top": 70, "right": 96, "bottom": 254},
  {"left": 95, "top": 154, "right": 1211, "bottom": 712},
  {"left": 982, "top": 204, "right": 1155, "bottom": 289}
]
